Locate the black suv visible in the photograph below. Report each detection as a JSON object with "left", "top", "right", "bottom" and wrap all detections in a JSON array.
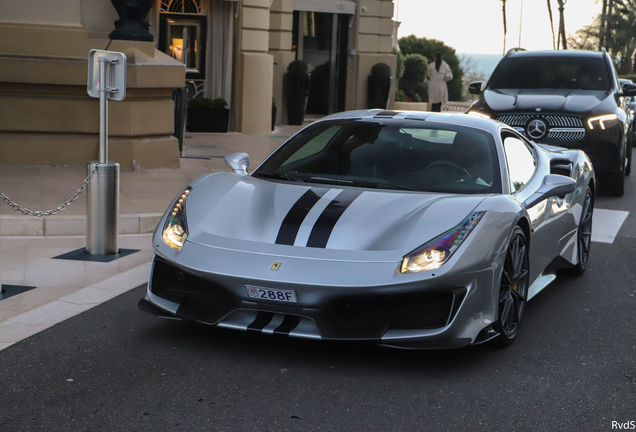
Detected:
[{"left": 468, "top": 49, "right": 636, "bottom": 195}]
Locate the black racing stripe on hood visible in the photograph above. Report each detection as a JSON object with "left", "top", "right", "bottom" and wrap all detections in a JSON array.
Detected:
[
  {"left": 275, "top": 189, "right": 325, "bottom": 245},
  {"left": 307, "top": 190, "right": 363, "bottom": 248}
]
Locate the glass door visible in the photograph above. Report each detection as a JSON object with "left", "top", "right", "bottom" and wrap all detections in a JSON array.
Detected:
[{"left": 293, "top": 12, "right": 348, "bottom": 115}]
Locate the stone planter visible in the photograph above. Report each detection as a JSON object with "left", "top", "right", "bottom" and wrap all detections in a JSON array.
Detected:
[
  {"left": 367, "top": 76, "right": 392, "bottom": 109},
  {"left": 109, "top": 0, "right": 155, "bottom": 42},
  {"left": 286, "top": 73, "right": 309, "bottom": 125},
  {"left": 187, "top": 107, "right": 230, "bottom": 132}
]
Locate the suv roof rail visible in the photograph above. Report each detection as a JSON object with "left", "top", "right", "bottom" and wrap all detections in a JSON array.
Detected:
[{"left": 505, "top": 47, "right": 526, "bottom": 57}]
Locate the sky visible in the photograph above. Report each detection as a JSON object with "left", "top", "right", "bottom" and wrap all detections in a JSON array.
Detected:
[{"left": 395, "top": 0, "right": 602, "bottom": 55}]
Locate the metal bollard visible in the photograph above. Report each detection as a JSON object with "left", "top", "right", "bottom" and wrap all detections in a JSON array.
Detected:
[{"left": 86, "top": 161, "right": 120, "bottom": 255}]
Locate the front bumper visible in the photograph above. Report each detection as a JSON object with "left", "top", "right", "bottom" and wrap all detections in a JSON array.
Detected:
[{"left": 139, "top": 244, "right": 503, "bottom": 349}]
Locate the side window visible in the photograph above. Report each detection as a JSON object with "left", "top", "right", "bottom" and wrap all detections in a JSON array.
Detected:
[{"left": 503, "top": 135, "right": 537, "bottom": 192}]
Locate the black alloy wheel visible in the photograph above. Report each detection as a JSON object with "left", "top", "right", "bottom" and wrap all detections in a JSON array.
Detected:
[
  {"left": 567, "top": 187, "right": 593, "bottom": 276},
  {"left": 492, "top": 226, "right": 529, "bottom": 346}
]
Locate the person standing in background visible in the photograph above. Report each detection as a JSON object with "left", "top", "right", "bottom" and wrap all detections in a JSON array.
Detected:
[{"left": 428, "top": 52, "right": 453, "bottom": 112}]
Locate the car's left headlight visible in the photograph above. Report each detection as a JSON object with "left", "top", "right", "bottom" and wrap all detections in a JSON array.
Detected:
[
  {"left": 400, "top": 212, "right": 485, "bottom": 273},
  {"left": 161, "top": 186, "right": 192, "bottom": 251},
  {"left": 587, "top": 114, "right": 619, "bottom": 130}
]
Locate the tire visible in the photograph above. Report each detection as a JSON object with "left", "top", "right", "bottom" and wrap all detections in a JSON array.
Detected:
[
  {"left": 604, "top": 171, "right": 625, "bottom": 196},
  {"left": 492, "top": 226, "right": 529, "bottom": 347},
  {"left": 564, "top": 187, "right": 593, "bottom": 277}
]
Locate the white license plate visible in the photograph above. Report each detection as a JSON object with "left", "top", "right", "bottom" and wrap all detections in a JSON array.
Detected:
[{"left": 245, "top": 286, "right": 297, "bottom": 303}]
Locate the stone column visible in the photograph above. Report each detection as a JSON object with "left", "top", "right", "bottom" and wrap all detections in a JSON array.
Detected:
[
  {"left": 234, "top": 0, "right": 274, "bottom": 134},
  {"left": 269, "top": 0, "right": 295, "bottom": 126},
  {"left": 347, "top": 0, "right": 398, "bottom": 111}
]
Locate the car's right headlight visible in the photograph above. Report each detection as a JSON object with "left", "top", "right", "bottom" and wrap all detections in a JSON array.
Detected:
[
  {"left": 161, "top": 187, "right": 192, "bottom": 251},
  {"left": 400, "top": 212, "right": 484, "bottom": 273}
]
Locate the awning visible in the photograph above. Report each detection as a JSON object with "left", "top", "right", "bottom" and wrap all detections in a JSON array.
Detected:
[{"left": 293, "top": 0, "right": 356, "bottom": 15}]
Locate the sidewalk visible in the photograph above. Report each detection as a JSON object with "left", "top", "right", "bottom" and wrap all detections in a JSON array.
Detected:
[{"left": 0, "top": 125, "right": 303, "bottom": 350}]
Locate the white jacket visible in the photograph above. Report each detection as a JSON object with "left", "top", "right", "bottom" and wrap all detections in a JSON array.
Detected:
[{"left": 428, "top": 60, "right": 452, "bottom": 104}]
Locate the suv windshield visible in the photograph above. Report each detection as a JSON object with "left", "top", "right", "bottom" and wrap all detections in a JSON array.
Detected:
[
  {"left": 253, "top": 119, "right": 502, "bottom": 194},
  {"left": 488, "top": 56, "right": 611, "bottom": 90}
]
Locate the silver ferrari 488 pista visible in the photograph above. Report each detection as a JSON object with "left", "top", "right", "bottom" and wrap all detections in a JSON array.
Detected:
[{"left": 138, "top": 110, "right": 594, "bottom": 348}]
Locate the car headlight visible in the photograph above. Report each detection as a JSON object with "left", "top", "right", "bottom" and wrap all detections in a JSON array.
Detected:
[
  {"left": 161, "top": 186, "right": 192, "bottom": 251},
  {"left": 400, "top": 212, "right": 485, "bottom": 273},
  {"left": 467, "top": 111, "right": 491, "bottom": 119},
  {"left": 587, "top": 114, "right": 619, "bottom": 130}
]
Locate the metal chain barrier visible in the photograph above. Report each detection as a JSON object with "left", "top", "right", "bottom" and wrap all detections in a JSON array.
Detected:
[{"left": 0, "top": 165, "right": 97, "bottom": 217}]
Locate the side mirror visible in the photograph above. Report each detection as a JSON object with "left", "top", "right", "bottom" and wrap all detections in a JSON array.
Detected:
[
  {"left": 224, "top": 152, "right": 250, "bottom": 175},
  {"left": 523, "top": 174, "right": 576, "bottom": 208},
  {"left": 622, "top": 83, "right": 636, "bottom": 97},
  {"left": 468, "top": 81, "right": 483, "bottom": 95}
]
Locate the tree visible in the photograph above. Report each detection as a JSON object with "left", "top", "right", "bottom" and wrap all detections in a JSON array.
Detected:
[
  {"left": 547, "top": 0, "right": 556, "bottom": 49},
  {"left": 400, "top": 54, "right": 428, "bottom": 102},
  {"left": 458, "top": 55, "right": 488, "bottom": 101},
  {"left": 568, "top": 0, "right": 636, "bottom": 74},
  {"left": 398, "top": 35, "right": 464, "bottom": 101}
]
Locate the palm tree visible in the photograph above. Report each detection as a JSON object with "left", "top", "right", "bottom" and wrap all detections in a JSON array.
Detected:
[
  {"left": 599, "top": 0, "right": 608, "bottom": 49},
  {"left": 501, "top": 0, "right": 507, "bottom": 54},
  {"left": 547, "top": 0, "right": 556, "bottom": 49}
]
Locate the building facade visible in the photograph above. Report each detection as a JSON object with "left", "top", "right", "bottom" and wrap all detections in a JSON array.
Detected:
[{"left": 0, "top": 0, "right": 396, "bottom": 169}]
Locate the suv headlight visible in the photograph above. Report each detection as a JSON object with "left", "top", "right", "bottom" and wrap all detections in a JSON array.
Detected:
[
  {"left": 587, "top": 114, "right": 619, "bottom": 130},
  {"left": 401, "top": 212, "right": 485, "bottom": 273},
  {"left": 161, "top": 186, "right": 192, "bottom": 251}
]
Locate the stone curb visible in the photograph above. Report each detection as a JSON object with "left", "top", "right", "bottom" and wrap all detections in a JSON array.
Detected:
[
  {"left": 0, "top": 213, "right": 163, "bottom": 236},
  {"left": 0, "top": 262, "right": 151, "bottom": 351}
]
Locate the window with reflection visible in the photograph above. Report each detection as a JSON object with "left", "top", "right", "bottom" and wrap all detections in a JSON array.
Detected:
[
  {"left": 159, "top": 0, "right": 206, "bottom": 80},
  {"left": 503, "top": 135, "right": 537, "bottom": 192}
]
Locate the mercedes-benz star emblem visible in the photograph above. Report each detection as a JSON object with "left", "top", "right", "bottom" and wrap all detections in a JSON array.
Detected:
[{"left": 527, "top": 119, "right": 547, "bottom": 140}]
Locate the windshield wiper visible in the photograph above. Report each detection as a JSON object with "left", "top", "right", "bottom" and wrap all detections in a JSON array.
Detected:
[
  {"left": 255, "top": 172, "right": 304, "bottom": 182},
  {"left": 308, "top": 176, "right": 418, "bottom": 191}
]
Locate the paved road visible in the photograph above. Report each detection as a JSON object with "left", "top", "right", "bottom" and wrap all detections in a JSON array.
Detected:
[{"left": 1, "top": 180, "right": 636, "bottom": 431}]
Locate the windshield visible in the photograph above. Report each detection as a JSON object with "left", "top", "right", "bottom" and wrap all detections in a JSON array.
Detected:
[
  {"left": 253, "top": 119, "right": 502, "bottom": 194},
  {"left": 488, "top": 56, "right": 611, "bottom": 90}
]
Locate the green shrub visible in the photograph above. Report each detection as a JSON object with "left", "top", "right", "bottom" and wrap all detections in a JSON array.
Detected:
[
  {"left": 370, "top": 62, "right": 392, "bottom": 78},
  {"left": 402, "top": 54, "right": 428, "bottom": 86},
  {"left": 287, "top": 60, "right": 308, "bottom": 75},
  {"left": 404, "top": 91, "right": 422, "bottom": 102},
  {"left": 394, "top": 89, "right": 408, "bottom": 102},
  {"left": 414, "top": 82, "right": 428, "bottom": 102}
]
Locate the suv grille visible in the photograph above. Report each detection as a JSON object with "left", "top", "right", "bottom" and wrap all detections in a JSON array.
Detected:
[
  {"left": 496, "top": 114, "right": 585, "bottom": 142},
  {"left": 496, "top": 114, "right": 584, "bottom": 128}
]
